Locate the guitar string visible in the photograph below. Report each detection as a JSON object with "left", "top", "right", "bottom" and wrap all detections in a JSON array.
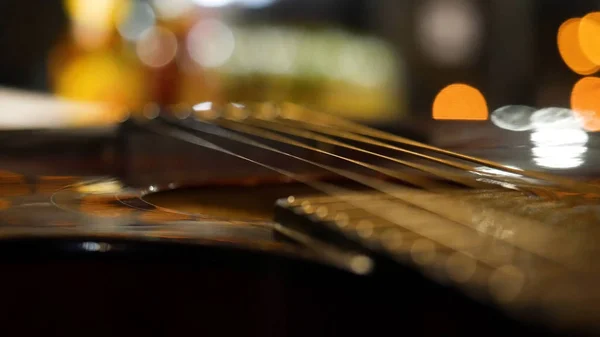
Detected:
[
  {"left": 184, "top": 114, "right": 592, "bottom": 269},
  {"left": 219, "top": 115, "right": 493, "bottom": 189},
  {"left": 200, "top": 103, "right": 564, "bottom": 195},
  {"left": 250, "top": 113, "right": 580, "bottom": 198},
  {"left": 271, "top": 103, "right": 600, "bottom": 194},
  {"left": 158, "top": 116, "right": 572, "bottom": 269},
  {"left": 199, "top": 117, "right": 456, "bottom": 190},
  {"left": 272, "top": 117, "right": 545, "bottom": 186},
  {"left": 236, "top": 115, "right": 561, "bottom": 197},
  {"left": 142, "top": 119, "right": 512, "bottom": 270}
]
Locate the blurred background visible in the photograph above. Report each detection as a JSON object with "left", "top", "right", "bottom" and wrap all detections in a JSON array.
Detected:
[{"left": 1, "top": 0, "right": 600, "bottom": 170}]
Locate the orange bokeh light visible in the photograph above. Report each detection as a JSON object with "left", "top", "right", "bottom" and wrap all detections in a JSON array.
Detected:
[
  {"left": 579, "top": 12, "right": 600, "bottom": 66},
  {"left": 571, "top": 76, "right": 600, "bottom": 131},
  {"left": 557, "top": 18, "right": 599, "bottom": 75},
  {"left": 432, "top": 83, "right": 488, "bottom": 120}
]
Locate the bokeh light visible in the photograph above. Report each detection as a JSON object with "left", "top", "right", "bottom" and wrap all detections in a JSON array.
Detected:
[
  {"left": 578, "top": 12, "right": 600, "bottom": 66},
  {"left": 530, "top": 107, "right": 582, "bottom": 130},
  {"left": 557, "top": 18, "right": 599, "bottom": 75},
  {"left": 117, "top": 0, "right": 156, "bottom": 42},
  {"left": 529, "top": 111, "right": 589, "bottom": 170},
  {"left": 416, "top": 0, "right": 483, "bottom": 66},
  {"left": 55, "top": 52, "right": 143, "bottom": 108},
  {"left": 64, "top": 0, "right": 128, "bottom": 50},
  {"left": 187, "top": 19, "right": 235, "bottom": 68},
  {"left": 192, "top": 0, "right": 232, "bottom": 7},
  {"left": 432, "top": 84, "right": 488, "bottom": 120},
  {"left": 571, "top": 76, "right": 600, "bottom": 131},
  {"left": 531, "top": 128, "right": 588, "bottom": 169},
  {"left": 190, "top": 0, "right": 277, "bottom": 8},
  {"left": 136, "top": 27, "right": 178, "bottom": 68},
  {"left": 151, "top": 0, "right": 195, "bottom": 20},
  {"left": 490, "top": 105, "right": 535, "bottom": 131}
]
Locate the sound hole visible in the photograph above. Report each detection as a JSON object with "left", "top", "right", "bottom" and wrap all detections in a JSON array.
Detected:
[{"left": 143, "top": 183, "right": 320, "bottom": 221}]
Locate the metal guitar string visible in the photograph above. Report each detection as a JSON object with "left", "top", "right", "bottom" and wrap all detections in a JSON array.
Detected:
[
  {"left": 186, "top": 112, "right": 597, "bottom": 270},
  {"left": 140, "top": 120, "right": 382, "bottom": 273},
  {"left": 146, "top": 114, "right": 571, "bottom": 271},
  {"left": 216, "top": 117, "right": 491, "bottom": 189},
  {"left": 204, "top": 118, "right": 446, "bottom": 190},
  {"left": 275, "top": 104, "right": 600, "bottom": 194}
]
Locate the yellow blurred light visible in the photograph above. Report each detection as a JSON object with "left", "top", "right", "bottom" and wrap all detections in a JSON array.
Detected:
[
  {"left": 557, "top": 18, "right": 599, "bottom": 75},
  {"left": 571, "top": 76, "right": 600, "bottom": 131},
  {"left": 579, "top": 12, "right": 600, "bottom": 67},
  {"left": 64, "top": 0, "right": 130, "bottom": 49},
  {"left": 432, "top": 83, "right": 488, "bottom": 120},
  {"left": 64, "top": 0, "right": 129, "bottom": 26},
  {"left": 55, "top": 52, "right": 144, "bottom": 110}
]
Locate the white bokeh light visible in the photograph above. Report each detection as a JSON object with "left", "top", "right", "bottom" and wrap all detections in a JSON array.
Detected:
[
  {"left": 136, "top": 27, "right": 178, "bottom": 68},
  {"left": 191, "top": 0, "right": 276, "bottom": 7},
  {"left": 530, "top": 107, "right": 583, "bottom": 130},
  {"left": 118, "top": 1, "right": 155, "bottom": 41},
  {"left": 530, "top": 128, "right": 589, "bottom": 146},
  {"left": 193, "top": 102, "right": 214, "bottom": 111},
  {"left": 152, "top": 0, "right": 195, "bottom": 19},
  {"left": 192, "top": 0, "right": 232, "bottom": 7},
  {"left": 530, "top": 128, "right": 588, "bottom": 169},
  {"left": 187, "top": 19, "right": 235, "bottom": 68},
  {"left": 416, "top": 0, "right": 483, "bottom": 66},
  {"left": 490, "top": 105, "right": 536, "bottom": 131},
  {"left": 533, "top": 156, "right": 585, "bottom": 169}
]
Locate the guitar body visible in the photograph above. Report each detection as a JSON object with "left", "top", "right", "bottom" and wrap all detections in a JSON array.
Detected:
[
  {"left": 0, "top": 129, "right": 564, "bottom": 337},
  {"left": 0, "top": 238, "right": 555, "bottom": 337},
  {"left": 0, "top": 98, "right": 592, "bottom": 337}
]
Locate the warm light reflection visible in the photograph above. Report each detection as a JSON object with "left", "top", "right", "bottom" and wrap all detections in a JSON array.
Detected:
[
  {"left": 138, "top": 211, "right": 193, "bottom": 223},
  {"left": 432, "top": 84, "right": 488, "bottom": 120},
  {"left": 0, "top": 171, "right": 28, "bottom": 197},
  {"left": 77, "top": 180, "right": 123, "bottom": 194},
  {"left": 136, "top": 27, "right": 178, "bottom": 68},
  {"left": 571, "top": 76, "right": 600, "bottom": 131},
  {"left": 80, "top": 194, "right": 133, "bottom": 218},
  {"left": 187, "top": 19, "right": 235, "bottom": 68},
  {"left": 557, "top": 18, "right": 599, "bottom": 75},
  {"left": 0, "top": 199, "right": 11, "bottom": 210},
  {"left": 579, "top": 12, "right": 600, "bottom": 66}
]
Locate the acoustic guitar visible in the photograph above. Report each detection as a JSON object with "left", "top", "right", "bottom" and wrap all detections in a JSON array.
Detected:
[{"left": 0, "top": 91, "right": 598, "bottom": 337}]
